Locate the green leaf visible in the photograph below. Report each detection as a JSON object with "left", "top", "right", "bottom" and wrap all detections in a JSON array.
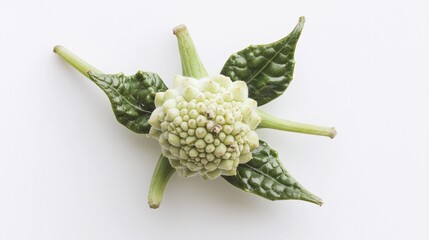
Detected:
[
  {"left": 88, "top": 71, "right": 167, "bottom": 134},
  {"left": 220, "top": 17, "right": 305, "bottom": 106},
  {"left": 222, "top": 140, "right": 323, "bottom": 205}
]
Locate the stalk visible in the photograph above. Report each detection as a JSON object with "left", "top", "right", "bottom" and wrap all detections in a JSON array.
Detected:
[
  {"left": 53, "top": 45, "right": 102, "bottom": 78},
  {"left": 256, "top": 109, "right": 337, "bottom": 139},
  {"left": 173, "top": 25, "right": 209, "bottom": 79},
  {"left": 148, "top": 155, "right": 175, "bottom": 209}
]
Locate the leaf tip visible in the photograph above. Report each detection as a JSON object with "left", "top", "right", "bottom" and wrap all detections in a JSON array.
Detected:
[
  {"left": 315, "top": 197, "right": 324, "bottom": 206},
  {"left": 302, "top": 192, "right": 324, "bottom": 206},
  {"left": 295, "top": 16, "right": 306, "bottom": 32}
]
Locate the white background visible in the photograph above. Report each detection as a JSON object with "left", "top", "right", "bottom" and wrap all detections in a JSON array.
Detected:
[{"left": 1, "top": 0, "right": 428, "bottom": 239}]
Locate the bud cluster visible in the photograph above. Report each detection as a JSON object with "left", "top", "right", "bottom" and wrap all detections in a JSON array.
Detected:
[{"left": 148, "top": 75, "right": 260, "bottom": 179}]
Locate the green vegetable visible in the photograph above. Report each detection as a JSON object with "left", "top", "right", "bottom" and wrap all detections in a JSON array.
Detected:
[
  {"left": 223, "top": 140, "right": 323, "bottom": 205},
  {"left": 147, "top": 74, "right": 261, "bottom": 179},
  {"left": 221, "top": 17, "right": 305, "bottom": 106},
  {"left": 53, "top": 46, "right": 167, "bottom": 134},
  {"left": 54, "top": 17, "right": 335, "bottom": 209},
  {"left": 88, "top": 71, "right": 167, "bottom": 134}
]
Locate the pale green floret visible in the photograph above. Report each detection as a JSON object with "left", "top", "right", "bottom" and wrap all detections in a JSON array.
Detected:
[
  {"left": 195, "top": 127, "right": 207, "bottom": 138},
  {"left": 185, "top": 136, "right": 197, "bottom": 145},
  {"left": 196, "top": 115, "right": 207, "bottom": 127},
  {"left": 214, "top": 143, "right": 227, "bottom": 157},
  {"left": 173, "top": 116, "right": 183, "bottom": 126},
  {"left": 154, "top": 92, "right": 165, "bottom": 107},
  {"left": 223, "top": 125, "right": 233, "bottom": 134},
  {"left": 166, "top": 108, "right": 180, "bottom": 121},
  {"left": 204, "top": 133, "right": 214, "bottom": 143},
  {"left": 168, "top": 133, "right": 181, "bottom": 147},
  {"left": 224, "top": 135, "right": 234, "bottom": 145},
  {"left": 218, "top": 132, "right": 226, "bottom": 141},
  {"left": 188, "top": 129, "right": 195, "bottom": 136},
  {"left": 164, "top": 89, "right": 178, "bottom": 100},
  {"left": 218, "top": 159, "right": 234, "bottom": 170},
  {"left": 180, "top": 122, "right": 188, "bottom": 131},
  {"left": 163, "top": 99, "right": 177, "bottom": 110},
  {"left": 170, "top": 146, "right": 180, "bottom": 156},
  {"left": 189, "top": 148, "right": 199, "bottom": 158},
  {"left": 189, "top": 109, "right": 199, "bottom": 119},
  {"left": 205, "top": 144, "right": 215, "bottom": 153},
  {"left": 188, "top": 119, "right": 197, "bottom": 128},
  {"left": 247, "top": 112, "right": 261, "bottom": 129},
  {"left": 183, "top": 87, "right": 199, "bottom": 101},
  {"left": 148, "top": 75, "right": 261, "bottom": 179},
  {"left": 195, "top": 139, "right": 206, "bottom": 149}
]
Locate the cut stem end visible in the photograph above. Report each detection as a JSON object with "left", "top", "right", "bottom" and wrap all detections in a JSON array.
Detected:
[
  {"left": 173, "top": 24, "right": 187, "bottom": 35},
  {"left": 329, "top": 127, "right": 337, "bottom": 139},
  {"left": 148, "top": 202, "right": 160, "bottom": 209}
]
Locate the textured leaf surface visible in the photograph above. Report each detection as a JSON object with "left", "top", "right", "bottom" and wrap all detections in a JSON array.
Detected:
[
  {"left": 222, "top": 140, "right": 323, "bottom": 205},
  {"left": 88, "top": 71, "right": 167, "bottom": 134},
  {"left": 220, "top": 17, "right": 305, "bottom": 106}
]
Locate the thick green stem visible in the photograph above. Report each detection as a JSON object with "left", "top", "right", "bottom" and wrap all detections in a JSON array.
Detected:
[
  {"left": 173, "top": 25, "right": 209, "bottom": 79},
  {"left": 257, "top": 109, "right": 337, "bottom": 139},
  {"left": 53, "top": 45, "right": 103, "bottom": 78},
  {"left": 148, "top": 155, "right": 175, "bottom": 209}
]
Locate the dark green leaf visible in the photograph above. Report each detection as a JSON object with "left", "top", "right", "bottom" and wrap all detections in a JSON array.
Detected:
[
  {"left": 220, "top": 17, "right": 305, "bottom": 106},
  {"left": 88, "top": 71, "right": 167, "bottom": 134},
  {"left": 222, "top": 140, "right": 323, "bottom": 205}
]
